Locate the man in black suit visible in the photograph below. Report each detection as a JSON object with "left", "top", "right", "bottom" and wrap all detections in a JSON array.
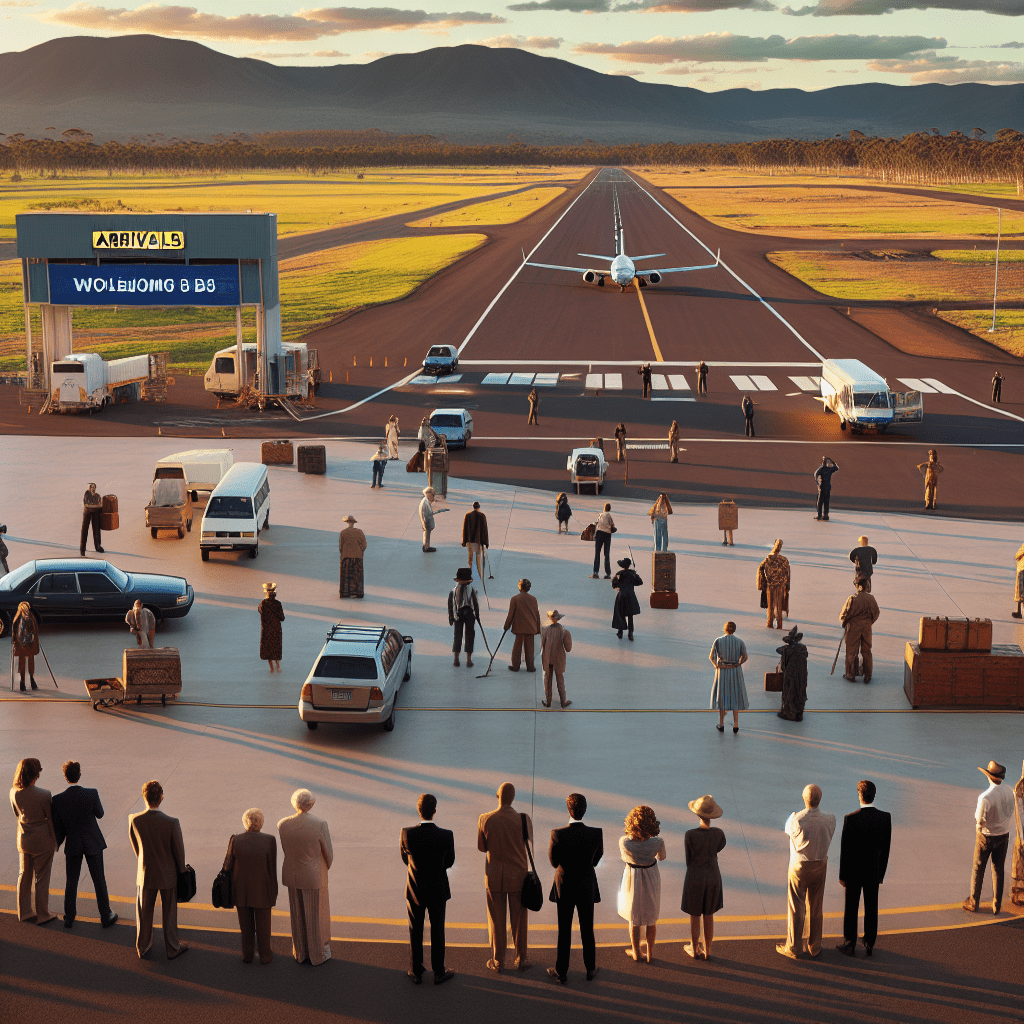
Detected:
[
  {"left": 51, "top": 760, "right": 117, "bottom": 929},
  {"left": 400, "top": 793, "right": 455, "bottom": 986},
  {"left": 546, "top": 792, "right": 603, "bottom": 984},
  {"left": 835, "top": 779, "right": 891, "bottom": 957}
]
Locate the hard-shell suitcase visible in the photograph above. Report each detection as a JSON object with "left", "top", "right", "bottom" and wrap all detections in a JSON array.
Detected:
[
  {"left": 101, "top": 494, "right": 118, "bottom": 514},
  {"left": 919, "top": 616, "right": 993, "bottom": 651},
  {"left": 650, "top": 591, "right": 678, "bottom": 609},
  {"left": 718, "top": 499, "right": 738, "bottom": 532},
  {"left": 652, "top": 552, "right": 676, "bottom": 593},
  {"left": 100, "top": 511, "right": 119, "bottom": 532},
  {"left": 297, "top": 444, "right": 326, "bottom": 475},
  {"left": 919, "top": 617, "right": 948, "bottom": 649},
  {"left": 261, "top": 439, "right": 294, "bottom": 465}
]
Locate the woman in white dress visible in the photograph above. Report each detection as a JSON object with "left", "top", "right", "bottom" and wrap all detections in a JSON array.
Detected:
[
  {"left": 616, "top": 805, "right": 667, "bottom": 963},
  {"left": 385, "top": 416, "right": 400, "bottom": 459}
]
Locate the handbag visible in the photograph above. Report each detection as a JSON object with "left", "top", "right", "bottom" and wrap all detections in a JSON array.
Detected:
[
  {"left": 520, "top": 813, "right": 544, "bottom": 913},
  {"left": 211, "top": 868, "right": 233, "bottom": 909},
  {"left": 176, "top": 864, "right": 197, "bottom": 904},
  {"left": 580, "top": 523, "right": 596, "bottom": 542},
  {"left": 764, "top": 671, "right": 784, "bottom": 693},
  {"left": 760, "top": 587, "right": 768, "bottom": 609}
]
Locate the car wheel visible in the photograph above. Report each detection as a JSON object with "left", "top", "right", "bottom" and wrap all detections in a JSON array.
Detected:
[
  {"left": 598, "top": 482, "right": 605, "bottom": 494},
  {"left": 403, "top": 660, "right": 412, "bottom": 683},
  {"left": 177, "top": 527, "right": 185, "bottom": 539},
  {"left": 264, "top": 511, "right": 269, "bottom": 529},
  {"left": 840, "top": 420, "right": 847, "bottom": 431},
  {"left": 383, "top": 703, "right": 396, "bottom": 732},
  {"left": 201, "top": 549, "right": 210, "bottom": 561},
  {"left": 151, "top": 528, "right": 158, "bottom": 539},
  {"left": 249, "top": 544, "right": 258, "bottom": 559},
  {"left": 144, "top": 606, "right": 162, "bottom": 628},
  {"left": 306, "top": 721, "right": 318, "bottom": 730}
]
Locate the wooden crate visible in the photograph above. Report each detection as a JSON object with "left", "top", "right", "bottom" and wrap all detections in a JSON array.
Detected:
[
  {"left": 650, "top": 590, "right": 678, "bottom": 610},
  {"left": 904, "top": 642, "right": 1024, "bottom": 708},
  {"left": 261, "top": 440, "right": 294, "bottom": 465},
  {"left": 122, "top": 647, "right": 182, "bottom": 704},
  {"left": 652, "top": 552, "right": 676, "bottom": 593},
  {"left": 718, "top": 499, "right": 738, "bottom": 531},
  {"left": 297, "top": 444, "right": 326, "bottom": 475},
  {"left": 919, "top": 617, "right": 992, "bottom": 652}
]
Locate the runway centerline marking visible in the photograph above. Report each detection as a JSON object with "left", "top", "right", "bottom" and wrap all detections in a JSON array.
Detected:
[{"left": 634, "top": 278, "right": 665, "bottom": 362}]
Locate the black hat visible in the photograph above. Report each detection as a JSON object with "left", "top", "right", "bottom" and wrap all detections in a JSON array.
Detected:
[
  {"left": 454, "top": 567, "right": 473, "bottom": 582},
  {"left": 782, "top": 625, "right": 803, "bottom": 644},
  {"left": 617, "top": 557, "right": 631, "bottom": 568}
]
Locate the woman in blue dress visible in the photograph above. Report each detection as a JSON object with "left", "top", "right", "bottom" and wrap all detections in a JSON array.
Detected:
[{"left": 709, "top": 621, "right": 748, "bottom": 734}]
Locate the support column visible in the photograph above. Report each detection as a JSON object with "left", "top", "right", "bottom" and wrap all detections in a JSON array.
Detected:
[{"left": 39, "top": 304, "right": 73, "bottom": 393}]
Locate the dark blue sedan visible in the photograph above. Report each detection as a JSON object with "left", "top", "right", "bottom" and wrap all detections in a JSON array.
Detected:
[{"left": 0, "top": 558, "right": 194, "bottom": 635}]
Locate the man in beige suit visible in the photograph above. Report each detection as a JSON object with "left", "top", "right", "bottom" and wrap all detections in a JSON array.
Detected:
[
  {"left": 477, "top": 782, "right": 533, "bottom": 972},
  {"left": 128, "top": 779, "right": 187, "bottom": 960}
]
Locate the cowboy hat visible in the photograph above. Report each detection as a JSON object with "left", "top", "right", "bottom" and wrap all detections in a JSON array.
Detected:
[
  {"left": 978, "top": 760, "right": 1006, "bottom": 782},
  {"left": 617, "top": 557, "right": 632, "bottom": 568},
  {"left": 454, "top": 567, "right": 473, "bottom": 582},
  {"left": 547, "top": 609, "right": 564, "bottom": 621},
  {"left": 341, "top": 515, "right": 357, "bottom": 524},
  {"left": 262, "top": 581, "right": 277, "bottom": 592},
  {"left": 687, "top": 795, "right": 723, "bottom": 819}
]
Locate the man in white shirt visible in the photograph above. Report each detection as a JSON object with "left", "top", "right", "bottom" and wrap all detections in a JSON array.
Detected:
[
  {"left": 963, "top": 760, "right": 1015, "bottom": 914},
  {"left": 777, "top": 783, "right": 836, "bottom": 959}
]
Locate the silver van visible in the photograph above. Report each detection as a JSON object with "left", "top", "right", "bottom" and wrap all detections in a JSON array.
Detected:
[{"left": 200, "top": 462, "right": 270, "bottom": 560}]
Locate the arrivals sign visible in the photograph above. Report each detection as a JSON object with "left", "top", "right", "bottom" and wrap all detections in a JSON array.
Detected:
[
  {"left": 48, "top": 263, "right": 240, "bottom": 306},
  {"left": 93, "top": 230, "right": 184, "bottom": 250}
]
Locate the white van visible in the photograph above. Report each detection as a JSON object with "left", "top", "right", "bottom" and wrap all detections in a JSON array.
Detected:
[
  {"left": 820, "top": 359, "right": 923, "bottom": 434},
  {"left": 200, "top": 462, "right": 270, "bottom": 561}
]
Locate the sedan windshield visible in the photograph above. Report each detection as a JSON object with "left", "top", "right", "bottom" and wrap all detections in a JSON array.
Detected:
[
  {"left": 313, "top": 655, "right": 378, "bottom": 680},
  {"left": 427, "top": 347, "right": 452, "bottom": 358},
  {"left": 106, "top": 565, "right": 130, "bottom": 589},
  {"left": 1, "top": 564, "right": 36, "bottom": 590},
  {"left": 207, "top": 496, "right": 253, "bottom": 519},
  {"left": 431, "top": 415, "right": 463, "bottom": 428}
]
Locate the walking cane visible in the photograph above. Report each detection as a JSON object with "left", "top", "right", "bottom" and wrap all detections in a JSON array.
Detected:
[
  {"left": 9, "top": 640, "right": 13, "bottom": 692},
  {"left": 38, "top": 641, "right": 59, "bottom": 689},
  {"left": 830, "top": 629, "right": 845, "bottom": 676},
  {"left": 474, "top": 611, "right": 493, "bottom": 658},
  {"left": 484, "top": 546, "right": 494, "bottom": 580},
  {"left": 476, "top": 628, "right": 508, "bottom": 679}
]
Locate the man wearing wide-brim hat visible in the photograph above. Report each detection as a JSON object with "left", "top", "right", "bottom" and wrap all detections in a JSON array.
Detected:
[
  {"left": 540, "top": 610, "right": 572, "bottom": 709},
  {"left": 448, "top": 567, "right": 480, "bottom": 668},
  {"left": 963, "top": 760, "right": 1015, "bottom": 914},
  {"left": 338, "top": 516, "right": 367, "bottom": 599}
]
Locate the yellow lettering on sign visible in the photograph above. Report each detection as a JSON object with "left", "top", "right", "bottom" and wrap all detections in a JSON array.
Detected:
[
  {"left": 92, "top": 230, "right": 186, "bottom": 250},
  {"left": 163, "top": 232, "right": 184, "bottom": 249}
]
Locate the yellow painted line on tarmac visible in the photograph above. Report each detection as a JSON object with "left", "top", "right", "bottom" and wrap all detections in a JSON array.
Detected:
[{"left": 633, "top": 279, "right": 664, "bottom": 363}]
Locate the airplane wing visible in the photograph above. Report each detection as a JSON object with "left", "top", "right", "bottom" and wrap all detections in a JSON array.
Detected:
[
  {"left": 644, "top": 250, "right": 721, "bottom": 275},
  {"left": 629, "top": 254, "right": 667, "bottom": 261},
  {"left": 524, "top": 260, "right": 597, "bottom": 274},
  {"left": 576, "top": 253, "right": 618, "bottom": 261}
]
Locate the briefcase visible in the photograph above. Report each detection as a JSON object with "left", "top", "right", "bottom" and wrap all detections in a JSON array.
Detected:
[
  {"left": 520, "top": 814, "right": 544, "bottom": 912},
  {"left": 211, "top": 868, "right": 233, "bottom": 909},
  {"left": 176, "top": 864, "right": 197, "bottom": 903},
  {"left": 764, "top": 672, "right": 784, "bottom": 692}
]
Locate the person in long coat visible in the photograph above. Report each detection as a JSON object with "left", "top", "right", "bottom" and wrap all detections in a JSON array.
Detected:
[
  {"left": 555, "top": 493, "right": 572, "bottom": 534},
  {"left": 757, "top": 539, "right": 790, "bottom": 629},
  {"left": 386, "top": 416, "right": 400, "bottom": 459},
  {"left": 258, "top": 583, "right": 284, "bottom": 672},
  {"left": 10, "top": 757, "right": 57, "bottom": 924},
  {"left": 223, "top": 807, "right": 278, "bottom": 964},
  {"left": 540, "top": 609, "right": 572, "bottom": 708},
  {"left": 611, "top": 558, "right": 642, "bottom": 641},
  {"left": 12, "top": 601, "right": 40, "bottom": 691},
  {"left": 668, "top": 421, "right": 680, "bottom": 463},
  {"left": 776, "top": 626, "right": 808, "bottom": 722},
  {"left": 278, "top": 789, "right": 333, "bottom": 965},
  {"left": 681, "top": 795, "right": 726, "bottom": 961},
  {"left": 614, "top": 423, "right": 627, "bottom": 463},
  {"left": 709, "top": 621, "right": 748, "bottom": 733},
  {"left": 617, "top": 805, "right": 666, "bottom": 963},
  {"left": 1013, "top": 542, "right": 1024, "bottom": 618},
  {"left": 338, "top": 516, "right": 368, "bottom": 599}
]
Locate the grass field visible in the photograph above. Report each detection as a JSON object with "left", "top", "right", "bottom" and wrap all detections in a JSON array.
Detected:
[
  {"left": 766, "top": 249, "right": 1016, "bottom": 302},
  {"left": 406, "top": 187, "right": 565, "bottom": 227},
  {"left": 0, "top": 167, "right": 586, "bottom": 243},
  {"left": 0, "top": 234, "right": 485, "bottom": 372},
  {"left": 938, "top": 310, "right": 1024, "bottom": 358}
]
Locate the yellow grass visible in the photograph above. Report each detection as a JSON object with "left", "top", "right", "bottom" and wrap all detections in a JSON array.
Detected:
[
  {"left": 933, "top": 249, "right": 1024, "bottom": 264},
  {"left": 0, "top": 166, "right": 588, "bottom": 242},
  {"left": 406, "top": 187, "right": 565, "bottom": 227},
  {"left": 938, "top": 310, "right": 1024, "bottom": 358}
]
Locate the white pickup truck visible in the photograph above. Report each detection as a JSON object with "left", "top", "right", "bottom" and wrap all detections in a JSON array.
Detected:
[{"left": 820, "top": 359, "right": 923, "bottom": 434}]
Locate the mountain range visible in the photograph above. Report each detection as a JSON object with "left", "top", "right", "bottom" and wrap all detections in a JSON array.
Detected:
[{"left": 2, "top": 35, "right": 1022, "bottom": 145}]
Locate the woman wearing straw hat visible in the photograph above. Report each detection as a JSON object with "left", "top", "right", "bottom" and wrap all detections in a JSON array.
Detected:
[
  {"left": 709, "top": 621, "right": 749, "bottom": 734},
  {"left": 681, "top": 795, "right": 726, "bottom": 961},
  {"left": 338, "top": 516, "right": 368, "bottom": 599},
  {"left": 617, "top": 805, "right": 666, "bottom": 963},
  {"left": 258, "top": 583, "right": 285, "bottom": 673}
]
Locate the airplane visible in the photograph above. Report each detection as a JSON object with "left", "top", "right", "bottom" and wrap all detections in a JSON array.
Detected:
[{"left": 523, "top": 186, "right": 719, "bottom": 291}]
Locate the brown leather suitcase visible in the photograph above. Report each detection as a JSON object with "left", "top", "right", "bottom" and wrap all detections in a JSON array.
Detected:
[
  {"left": 920, "top": 616, "right": 993, "bottom": 651},
  {"left": 652, "top": 552, "right": 676, "bottom": 593},
  {"left": 650, "top": 590, "right": 678, "bottom": 609},
  {"left": 101, "top": 494, "right": 118, "bottom": 514},
  {"left": 919, "top": 617, "right": 948, "bottom": 649},
  {"left": 945, "top": 618, "right": 969, "bottom": 650},
  {"left": 718, "top": 499, "right": 738, "bottom": 531},
  {"left": 261, "top": 440, "right": 294, "bottom": 465},
  {"left": 297, "top": 444, "right": 326, "bottom": 475},
  {"left": 123, "top": 647, "right": 182, "bottom": 704},
  {"left": 100, "top": 511, "right": 119, "bottom": 532},
  {"left": 967, "top": 618, "right": 993, "bottom": 651}
]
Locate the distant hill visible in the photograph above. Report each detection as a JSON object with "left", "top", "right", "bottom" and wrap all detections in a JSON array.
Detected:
[{"left": 1, "top": 35, "right": 1021, "bottom": 144}]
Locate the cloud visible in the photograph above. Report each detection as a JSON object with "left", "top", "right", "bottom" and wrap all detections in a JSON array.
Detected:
[
  {"left": 611, "top": 67, "right": 643, "bottom": 73},
  {"left": 0, "top": 1, "right": 36, "bottom": 7},
  {"left": 781, "top": 0, "right": 1024, "bottom": 15},
  {"left": 868, "top": 51, "right": 1024, "bottom": 81},
  {"left": 508, "top": 0, "right": 776, "bottom": 9},
  {"left": 38, "top": 3, "right": 504, "bottom": 41},
  {"left": 247, "top": 50, "right": 309, "bottom": 57},
  {"left": 475, "top": 32, "right": 562, "bottom": 46},
  {"left": 507, "top": 0, "right": 610, "bottom": 10},
  {"left": 997, "top": 39, "right": 1024, "bottom": 46},
  {"left": 573, "top": 32, "right": 945, "bottom": 64},
  {"left": 310, "top": 48, "right": 347, "bottom": 55}
]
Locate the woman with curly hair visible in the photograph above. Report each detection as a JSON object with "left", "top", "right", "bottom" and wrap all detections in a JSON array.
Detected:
[{"left": 616, "top": 805, "right": 666, "bottom": 962}]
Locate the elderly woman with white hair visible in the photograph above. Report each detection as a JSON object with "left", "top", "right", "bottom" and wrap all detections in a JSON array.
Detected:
[
  {"left": 222, "top": 808, "right": 278, "bottom": 964},
  {"left": 278, "top": 789, "right": 334, "bottom": 965}
]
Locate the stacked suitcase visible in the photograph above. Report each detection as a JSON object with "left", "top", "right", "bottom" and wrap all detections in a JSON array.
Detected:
[
  {"left": 101, "top": 493, "right": 119, "bottom": 532},
  {"left": 261, "top": 439, "right": 294, "bottom": 465},
  {"left": 650, "top": 552, "right": 678, "bottom": 610},
  {"left": 297, "top": 444, "right": 327, "bottom": 475}
]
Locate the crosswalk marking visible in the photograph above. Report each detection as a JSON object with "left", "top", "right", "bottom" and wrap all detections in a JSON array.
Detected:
[
  {"left": 921, "top": 377, "right": 957, "bottom": 395},
  {"left": 533, "top": 372, "right": 560, "bottom": 386},
  {"left": 585, "top": 373, "right": 603, "bottom": 390},
  {"left": 584, "top": 373, "right": 623, "bottom": 390},
  {"left": 668, "top": 374, "right": 690, "bottom": 390},
  {"left": 898, "top": 377, "right": 938, "bottom": 393},
  {"left": 749, "top": 374, "right": 777, "bottom": 391},
  {"left": 652, "top": 374, "right": 669, "bottom": 390},
  {"left": 789, "top": 376, "right": 821, "bottom": 391},
  {"left": 409, "top": 374, "right": 463, "bottom": 385},
  {"left": 730, "top": 374, "right": 755, "bottom": 391},
  {"left": 509, "top": 372, "right": 535, "bottom": 386},
  {"left": 482, "top": 372, "right": 510, "bottom": 385},
  {"left": 605, "top": 373, "right": 623, "bottom": 390}
]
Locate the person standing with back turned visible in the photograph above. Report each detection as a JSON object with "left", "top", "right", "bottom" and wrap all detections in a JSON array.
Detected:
[
  {"left": 963, "top": 760, "right": 1015, "bottom": 915},
  {"left": 814, "top": 457, "right": 839, "bottom": 521}
]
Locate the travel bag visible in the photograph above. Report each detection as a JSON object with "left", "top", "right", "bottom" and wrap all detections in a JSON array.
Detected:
[{"left": 520, "top": 814, "right": 544, "bottom": 913}]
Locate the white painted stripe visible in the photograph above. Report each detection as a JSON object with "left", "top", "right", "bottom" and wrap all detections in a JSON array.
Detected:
[
  {"left": 750, "top": 375, "right": 777, "bottom": 391},
  {"left": 898, "top": 378, "right": 938, "bottom": 393},
  {"left": 435, "top": 374, "right": 462, "bottom": 384},
  {"left": 651, "top": 396, "right": 696, "bottom": 402},
  {"left": 409, "top": 375, "right": 435, "bottom": 385},
  {"left": 532, "top": 372, "right": 560, "bottom": 386},
  {"left": 509, "top": 372, "right": 535, "bottom": 386},
  {"left": 585, "top": 373, "right": 603, "bottom": 390},
  {"left": 481, "top": 372, "right": 511, "bottom": 385},
  {"left": 668, "top": 374, "right": 690, "bottom": 390},
  {"left": 652, "top": 374, "right": 670, "bottom": 390},
  {"left": 789, "top": 376, "right": 818, "bottom": 391},
  {"left": 730, "top": 375, "right": 755, "bottom": 391},
  {"left": 605, "top": 373, "right": 623, "bottom": 389},
  {"left": 929, "top": 387, "right": 1024, "bottom": 424},
  {"left": 921, "top": 377, "right": 957, "bottom": 395}
]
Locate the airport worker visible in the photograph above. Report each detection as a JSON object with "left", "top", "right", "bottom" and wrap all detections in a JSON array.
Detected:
[
  {"left": 917, "top": 449, "right": 943, "bottom": 510},
  {"left": 540, "top": 609, "right": 572, "bottom": 708},
  {"left": 992, "top": 371, "right": 1003, "bottom": 403},
  {"left": 741, "top": 395, "right": 755, "bottom": 437},
  {"left": 52, "top": 760, "right": 117, "bottom": 931},
  {"left": 10, "top": 757, "right": 57, "bottom": 924},
  {"left": 638, "top": 363, "right": 652, "bottom": 399},
  {"left": 696, "top": 360, "right": 709, "bottom": 395},
  {"left": 419, "top": 487, "right": 438, "bottom": 553},
  {"left": 1013, "top": 541, "right": 1024, "bottom": 618},
  {"left": 849, "top": 536, "right": 877, "bottom": 592},
  {"left": 840, "top": 579, "right": 879, "bottom": 684},
  {"left": 0, "top": 523, "right": 9, "bottom": 575},
  {"left": 614, "top": 422, "right": 627, "bottom": 463},
  {"left": 338, "top": 517, "right": 367, "bottom": 599},
  {"left": 668, "top": 421, "right": 680, "bottom": 463},
  {"left": 462, "top": 501, "right": 490, "bottom": 579},
  {"left": 371, "top": 444, "right": 388, "bottom": 487},
  {"left": 814, "top": 456, "right": 839, "bottom": 521},
  {"left": 258, "top": 582, "right": 285, "bottom": 671},
  {"left": 757, "top": 540, "right": 790, "bottom": 630},
  {"left": 386, "top": 416, "right": 400, "bottom": 459},
  {"left": 963, "top": 760, "right": 1014, "bottom": 914},
  {"left": 126, "top": 599, "right": 156, "bottom": 649},
  {"left": 776, "top": 625, "right": 808, "bottom": 722},
  {"left": 504, "top": 578, "right": 541, "bottom": 673},
  {"left": 401, "top": 794, "right": 456, "bottom": 986},
  {"left": 527, "top": 388, "right": 540, "bottom": 425},
  {"left": 448, "top": 567, "right": 479, "bottom": 669},
  {"left": 80, "top": 482, "right": 104, "bottom": 556}
]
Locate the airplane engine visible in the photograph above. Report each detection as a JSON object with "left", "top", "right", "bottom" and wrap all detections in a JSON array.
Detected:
[
  {"left": 582, "top": 271, "right": 597, "bottom": 284},
  {"left": 648, "top": 272, "right": 662, "bottom": 284}
]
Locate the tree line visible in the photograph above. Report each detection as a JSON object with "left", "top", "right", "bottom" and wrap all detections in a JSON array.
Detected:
[{"left": 0, "top": 129, "right": 1021, "bottom": 191}]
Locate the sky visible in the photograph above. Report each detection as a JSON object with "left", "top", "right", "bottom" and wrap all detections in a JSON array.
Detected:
[{"left": 3, "top": 0, "right": 1024, "bottom": 92}]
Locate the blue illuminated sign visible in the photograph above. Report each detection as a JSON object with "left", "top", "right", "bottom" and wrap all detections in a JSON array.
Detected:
[{"left": 48, "top": 263, "right": 241, "bottom": 306}]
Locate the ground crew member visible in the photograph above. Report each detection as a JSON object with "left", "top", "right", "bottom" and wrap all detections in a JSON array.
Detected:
[
  {"left": 462, "top": 501, "right": 491, "bottom": 579},
  {"left": 849, "top": 536, "right": 878, "bottom": 592},
  {"left": 696, "top": 360, "right": 709, "bottom": 395},
  {"left": 840, "top": 578, "right": 880, "bottom": 684},
  {"left": 638, "top": 363, "right": 653, "bottom": 399},
  {"left": 80, "top": 483, "right": 104, "bottom": 556},
  {"left": 814, "top": 457, "right": 839, "bottom": 521},
  {"left": 448, "top": 567, "right": 479, "bottom": 668},
  {"left": 917, "top": 449, "right": 943, "bottom": 510},
  {"left": 992, "top": 371, "right": 1003, "bottom": 403},
  {"left": 668, "top": 420, "right": 679, "bottom": 463},
  {"left": 126, "top": 600, "right": 156, "bottom": 649},
  {"left": 614, "top": 423, "right": 627, "bottom": 463},
  {"left": 527, "top": 388, "right": 539, "bottom": 425},
  {"left": 742, "top": 395, "right": 755, "bottom": 437}
]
